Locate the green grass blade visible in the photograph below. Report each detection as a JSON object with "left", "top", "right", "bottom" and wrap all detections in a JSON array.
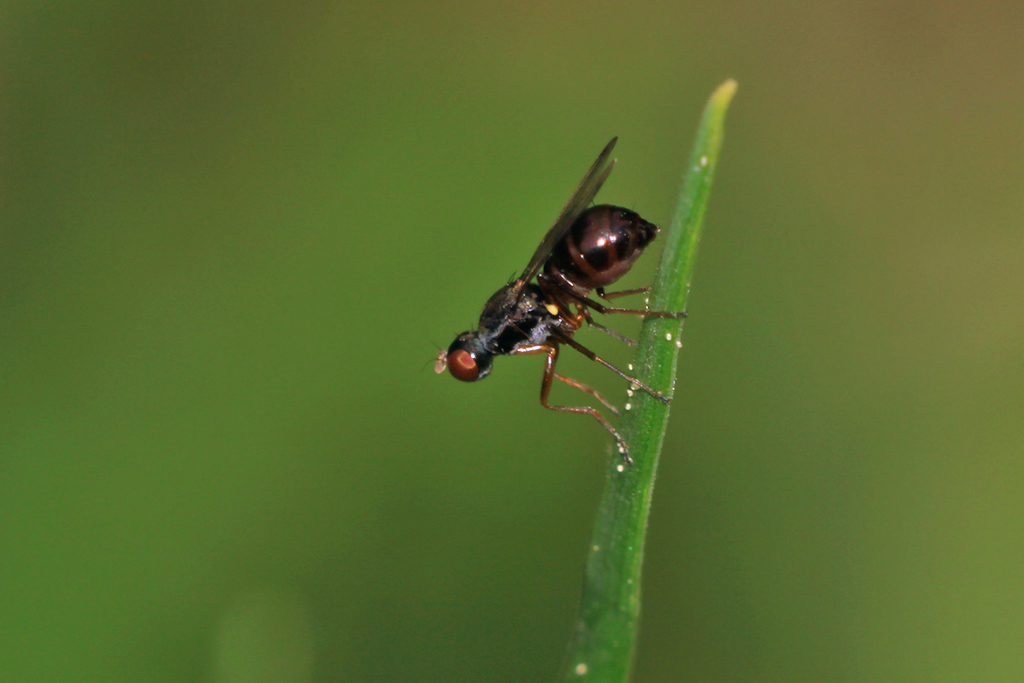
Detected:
[{"left": 560, "top": 79, "right": 737, "bottom": 682}]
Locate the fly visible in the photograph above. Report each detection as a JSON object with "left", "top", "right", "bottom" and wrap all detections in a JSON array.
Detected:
[{"left": 435, "top": 138, "right": 684, "bottom": 464}]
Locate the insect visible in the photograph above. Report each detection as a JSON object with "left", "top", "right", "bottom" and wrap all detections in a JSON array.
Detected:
[{"left": 435, "top": 138, "right": 684, "bottom": 463}]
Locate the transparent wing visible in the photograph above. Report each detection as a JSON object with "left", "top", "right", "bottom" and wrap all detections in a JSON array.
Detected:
[{"left": 516, "top": 137, "right": 618, "bottom": 287}]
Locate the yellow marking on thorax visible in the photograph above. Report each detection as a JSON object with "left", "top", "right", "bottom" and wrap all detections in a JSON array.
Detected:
[{"left": 546, "top": 303, "right": 560, "bottom": 316}]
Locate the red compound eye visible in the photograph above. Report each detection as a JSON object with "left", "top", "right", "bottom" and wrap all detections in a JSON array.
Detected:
[{"left": 447, "top": 349, "right": 480, "bottom": 382}]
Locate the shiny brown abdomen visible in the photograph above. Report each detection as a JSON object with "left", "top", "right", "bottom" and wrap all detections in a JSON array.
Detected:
[{"left": 542, "top": 204, "right": 659, "bottom": 292}]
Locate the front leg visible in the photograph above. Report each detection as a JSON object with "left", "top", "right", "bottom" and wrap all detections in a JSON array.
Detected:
[
  {"left": 530, "top": 343, "right": 632, "bottom": 464},
  {"left": 508, "top": 343, "right": 620, "bottom": 415}
]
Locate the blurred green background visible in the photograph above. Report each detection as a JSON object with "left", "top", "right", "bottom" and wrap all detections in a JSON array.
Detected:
[{"left": 2, "top": 2, "right": 1022, "bottom": 681}]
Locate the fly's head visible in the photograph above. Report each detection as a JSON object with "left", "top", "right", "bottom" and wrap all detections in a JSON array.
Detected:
[{"left": 435, "top": 331, "right": 494, "bottom": 382}]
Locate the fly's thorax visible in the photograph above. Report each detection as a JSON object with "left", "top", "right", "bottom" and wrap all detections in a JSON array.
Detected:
[{"left": 480, "top": 283, "right": 559, "bottom": 355}]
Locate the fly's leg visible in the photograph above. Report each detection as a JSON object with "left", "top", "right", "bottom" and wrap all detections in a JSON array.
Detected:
[
  {"left": 542, "top": 275, "right": 685, "bottom": 318},
  {"left": 509, "top": 343, "right": 621, "bottom": 416},
  {"left": 550, "top": 329, "right": 671, "bottom": 404},
  {"left": 554, "top": 372, "right": 620, "bottom": 416},
  {"left": 540, "top": 344, "right": 632, "bottom": 464},
  {"left": 581, "top": 307, "right": 637, "bottom": 346},
  {"left": 572, "top": 291, "right": 685, "bottom": 319},
  {"left": 596, "top": 286, "right": 652, "bottom": 300}
]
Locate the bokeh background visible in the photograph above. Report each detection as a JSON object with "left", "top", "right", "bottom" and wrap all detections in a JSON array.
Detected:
[{"left": 3, "top": 2, "right": 1022, "bottom": 681}]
